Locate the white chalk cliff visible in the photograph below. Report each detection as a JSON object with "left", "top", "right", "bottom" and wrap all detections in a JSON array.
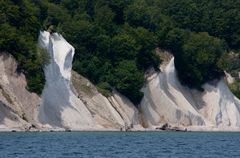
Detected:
[
  {"left": 71, "top": 71, "right": 142, "bottom": 130},
  {"left": 141, "top": 57, "right": 240, "bottom": 131},
  {"left": 37, "top": 31, "right": 141, "bottom": 131},
  {"left": 1, "top": 31, "right": 240, "bottom": 131},
  {"left": 38, "top": 31, "right": 96, "bottom": 130},
  {"left": 0, "top": 54, "right": 40, "bottom": 131}
]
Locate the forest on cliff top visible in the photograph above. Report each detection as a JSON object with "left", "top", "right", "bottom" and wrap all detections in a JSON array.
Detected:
[{"left": 1, "top": 0, "right": 240, "bottom": 104}]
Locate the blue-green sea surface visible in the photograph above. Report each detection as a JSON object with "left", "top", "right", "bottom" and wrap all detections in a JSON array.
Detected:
[{"left": 0, "top": 131, "right": 239, "bottom": 158}]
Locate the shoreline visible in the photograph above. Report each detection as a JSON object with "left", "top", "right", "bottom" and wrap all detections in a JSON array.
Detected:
[{"left": 1, "top": 127, "right": 240, "bottom": 133}]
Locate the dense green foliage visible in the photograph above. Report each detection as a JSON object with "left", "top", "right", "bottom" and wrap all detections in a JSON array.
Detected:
[
  {"left": 0, "top": 0, "right": 46, "bottom": 94},
  {"left": 162, "top": 30, "right": 227, "bottom": 90},
  {"left": 229, "top": 81, "right": 240, "bottom": 99},
  {"left": 40, "top": 0, "right": 161, "bottom": 104},
  {"left": 221, "top": 52, "right": 240, "bottom": 98},
  {"left": 1, "top": 0, "right": 240, "bottom": 103},
  {"left": 180, "top": 33, "right": 226, "bottom": 89},
  {"left": 159, "top": 0, "right": 240, "bottom": 49}
]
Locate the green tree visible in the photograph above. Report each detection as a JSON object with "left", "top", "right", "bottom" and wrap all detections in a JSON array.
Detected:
[
  {"left": 112, "top": 60, "right": 144, "bottom": 104},
  {"left": 175, "top": 32, "right": 226, "bottom": 89},
  {"left": 111, "top": 33, "right": 139, "bottom": 63}
]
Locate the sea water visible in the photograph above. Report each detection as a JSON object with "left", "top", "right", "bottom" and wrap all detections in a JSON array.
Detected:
[{"left": 0, "top": 132, "right": 239, "bottom": 158}]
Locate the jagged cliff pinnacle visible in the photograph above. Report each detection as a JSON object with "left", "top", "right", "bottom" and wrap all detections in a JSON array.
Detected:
[
  {"left": 37, "top": 31, "right": 142, "bottom": 131},
  {"left": 38, "top": 31, "right": 95, "bottom": 130}
]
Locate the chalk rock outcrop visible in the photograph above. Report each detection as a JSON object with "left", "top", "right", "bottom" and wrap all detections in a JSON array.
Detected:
[
  {"left": 71, "top": 71, "right": 143, "bottom": 130},
  {"left": 38, "top": 31, "right": 96, "bottom": 130},
  {"left": 38, "top": 31, "right": 142, "bottom": 131},
  {"left": 1, "top": 30, "right": 240, "bottom": 131},
  {"left": 141, "top": 57, "right": 240, "bottom": 130},
  {"left": 0, "top": 54, "right": 40, "bottom": 131}
]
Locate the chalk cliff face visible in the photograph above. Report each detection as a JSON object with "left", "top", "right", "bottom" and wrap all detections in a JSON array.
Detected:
[
  {"left": 38, "top": 31, "right": 96, "bottom": 130},
  {"left": 71, "top": 71, "right": 142, "bottom": 130},
  {"left": 37, "top": 31, "right": 142, "bottom": 131},
  {"left": 0, "top": 54, "right": 40, "bottom": 131},
  {"left": 141, "top": 57, "right": 240, "bottom": 131},
  {"left": 1, "top": 31, "right": 240, "bottom": 131}
]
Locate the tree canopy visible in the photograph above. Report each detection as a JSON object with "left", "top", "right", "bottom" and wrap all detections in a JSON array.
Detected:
[{"left": 1, "top": 0, "right": 240, "bottom": 103}]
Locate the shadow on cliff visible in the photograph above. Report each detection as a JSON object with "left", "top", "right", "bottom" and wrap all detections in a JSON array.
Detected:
[
  {"left": 0, "top": 101, "right": 7, "bottom": 124},
  {"left": 38, "top": 33, "right": 78, "bottom": 128},
  {"left": 38, "top": 33, "right": 93, "bottom": 128},
  {"left": 0, "top": 101, "right": 19, "bottom": 125}
]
